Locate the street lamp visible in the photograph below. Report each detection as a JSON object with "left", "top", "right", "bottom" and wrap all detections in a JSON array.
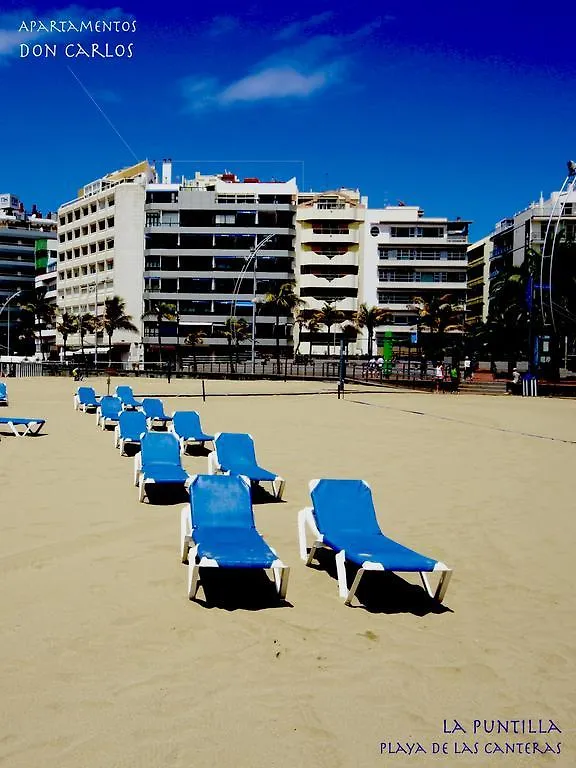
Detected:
[
  {"left": 229, "top": 233, "right": 276, "bottom": 375},
  {"left": 0, "top": 289, "right": 23, "bottom": 358}
]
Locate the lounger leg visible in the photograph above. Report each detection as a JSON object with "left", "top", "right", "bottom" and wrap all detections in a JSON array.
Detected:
[
  {"left": 114, "top": 427, "right": 119, "bottom": 448},
  {"left": 335, "top": 550, "right": 349, "bottom": 599},
  {"left": 345, "top": 568, "right": 365, "bottom": 606},
  {"left": 207, "top": 452, "right": 217, "bottom": 474},
  {"left": 420, "top": 572, "right": 433, "bottom": 599},
  {"left": 8, "top": 421, "right": 20, "bottom": 437},
  {"left": 434, "top": 571, "right": 452, "bottom": 603},
  {"left": 180, "top": 507, "right": 191, "bottom": 563},
  {"left": 188, "top": 563, "right": 200, "bottom": 600},
  {"left": 138, "top": 479, "right": 146, "bottom": 502},
  {"left": 273, "top": 477, "right": 286, "bottom": 500},
  {"left": 273, "top": 566, "right": 290, "bottom": 600},
  {"left": 306, "top": 542, "right": 321, "bottom": 567}
]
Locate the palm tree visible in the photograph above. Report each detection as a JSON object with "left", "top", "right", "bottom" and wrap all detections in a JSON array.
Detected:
[
  {"left": 314, "top": 302, "right": 345, "bottom": 356},
  {"left": 263, "top": 283, "right": 304, "bottom": 373},
  {"left": 101, "top": 296, "right": 138, "bottom": 364},
  {"left": 222, "top": 317, "right": 251, "bottom": 373},
  {"left": 184, "top": 328, "right": 205, "bottom": 372},
  {"left": 153, "top": 302, "right": 177, "bottom": 364},
  {"left": 305, "top": 314, "right": 321, "bottom": 357},
  {"left": 411, "top": 294, "right": 463, "bottom": 358},
  {"left": 77, "top": 313, "right": 97, "bottom": 364},
  {"left": 18, "top": 288, "right": 56, "bottom": 360},
  {"left": 56, "top": 311, "right": 77, "bottom": 363},
  {"left": 354, "top": 303, "right": 391, "bottom": 358},
  {"left": 293, "top": 307, "right": 310, "bottom": 357}
]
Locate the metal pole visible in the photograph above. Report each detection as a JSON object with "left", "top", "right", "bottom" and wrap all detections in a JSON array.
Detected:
[
  {"left": 251, "top": 248, "right": 257, "bottom": 375},
  {"left": 94, "top": 278, "right": 99, "bottom": 371},
  {"left": 7, "top": 306, "right": 10, "bottom": 358}
]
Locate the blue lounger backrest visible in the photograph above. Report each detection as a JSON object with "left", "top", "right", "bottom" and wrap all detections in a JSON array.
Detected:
[
  {"left": 173, "top": 411, "right": 202, "bottom": 437},
  {"left": 0, "top": 382, "right": 7, "bottom": 399},
  {"left": 190, "top": 474, "right": 254, "bottom": 530},
  {"left": 310, "top": 479, "right": 382, "bottom": 537},
  {"left": 118, "top": 410, "right": 147, "bottom": 439},
  {"left": 142, "top": 398, "right": 168, "bottom": 419},
  {"left": 78, "top": 386, "right": 98, "bottom": 404},
  {"left": 116, "top": 385, "right": 137, "bottom": 401},
  {"left": 141, "top": 431, "right": 181, "bottom": 465},
  {"left": 99, "top": 396, "right": 122, "bottom": 418},
  {"left": 215, "top": 433, "right": 257, "bottom": 471}
]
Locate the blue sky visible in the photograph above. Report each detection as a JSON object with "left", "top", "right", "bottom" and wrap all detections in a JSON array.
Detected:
[{"left": 2, "top": 0, "right": 576, "bottom": 238}]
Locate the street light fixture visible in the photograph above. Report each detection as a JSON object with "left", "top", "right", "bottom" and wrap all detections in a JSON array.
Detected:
[{"left": 0, "top": 289, "right": 23, "bottom": 358}]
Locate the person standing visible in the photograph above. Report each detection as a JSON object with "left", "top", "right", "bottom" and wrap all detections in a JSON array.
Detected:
[
  {"left": 463, "top": 356, "right": 471, "bottom": 380},
  {"left": 434, "top": 362, "right": 444, "bottom": 393}
]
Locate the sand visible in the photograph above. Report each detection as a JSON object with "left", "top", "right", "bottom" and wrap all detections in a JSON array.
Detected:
[{"left": 0, "top": 376, "right": 574, "bottom": 767}]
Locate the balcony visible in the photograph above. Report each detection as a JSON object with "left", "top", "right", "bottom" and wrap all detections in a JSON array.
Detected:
[
  {"left": 299, "top": 274, "right": 358, "bottom": 290},
  {"left": 300, "top": 229, "right": 359, "bottom": 245},
  {"left": 303, "top": 296, "right": 357, "bottom": 313}
]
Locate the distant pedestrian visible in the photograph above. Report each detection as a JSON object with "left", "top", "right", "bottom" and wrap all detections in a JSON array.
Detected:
[
  {"left": 512, "top": 368, "right": 521, "bottom": 384},
  {"left": 420, "top": 355, "right": 427, "bottom": 378},
  {"left": 434, "top": 362, "right": 444, "bottom": 393},
  {"left": 463, "top": 356, "right": 472, "bottom": 380}
]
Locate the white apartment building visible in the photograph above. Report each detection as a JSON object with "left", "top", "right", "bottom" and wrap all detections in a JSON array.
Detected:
[
  {"left": 57, "top": 161, "right": 153, "bottom": 361},
  {"left": 362, "top": 206, "right": 469, "bottom": 349},
  {"left": 295, "top": 189, "right": 366, "bottom": 354}
]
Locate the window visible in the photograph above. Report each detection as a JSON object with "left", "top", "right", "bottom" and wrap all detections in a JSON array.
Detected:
[
  {"left": 106, "top": 238, "right": 114, "bottom": 249},
  {"left": 90, "top": 203, "right": 97, "bottom": 213},
  {"left": 73, "top": 267, "right": 79, "bottom": 277},
  {"left": 59, "top": 234, "right": 65, "bottom": 243},
  {"left": 81, "top": 245, "right": 88, "bottom": 256},
  {"left": 98, "top": 199, "right": 105, "bottom": 210},
  {"left": 67, "top": 212, "right": 73, "bottom": 223},
  {"left": 81, "top": 226, "right": 88, "bottom": 236},
  {"left": 98, "top": 240, "right": 105, "bottom": 251},
  {"left": 58, "top": 271, "right": 64, "bottom": 280},
  {"left": 107, "top": 217, "right": 114, "bottom": 228},
  {"left": 74, "top": 209, "right": 80, "bottom": 220},
  {"left": 146, "top": 211, "right": 160, "bottom": 227},
  {"left": 74, "top": 229, "right": 80, "bottom": 238},
  {"left": 59, "top": 216, "right": 65, "bottom": 226},
  {"left": 90, "top": 243, "right": 96, "bottom": 254},
  {"left": 74, "top": 248, "right": 80, "bottom": 258},
  {"left": 215, "top": 214, "right": 235, "bottom": 225},
  {"left": 106, "top": 259, "right": 114, "bottom": 270},
  {"left": 90, "top": 223, "right": 96, "bottom": 233},
  {"left": 98, "top": 220, "right": 105, "bottom": 231},
  {"left": 107, "top": 196, "right": 114, "bottom": 207},
  {"left": 66, "top": 269, "right": 72, "bottom": 279},
  {"left": 82, "top": 206, "right": 89, "bottom": 216}
]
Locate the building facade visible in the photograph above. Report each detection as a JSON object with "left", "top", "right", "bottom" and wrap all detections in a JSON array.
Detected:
[
  {"left": 0, "top": 194, "right": 57, "bottom": 356},
  {"left": 295, "top": 189, "right": 366, "bottom": 355},
  {"left": 362, "top": 206, "right": 469, "bottom": 349},
  {"left": 466, "top": 235, "right": 492, "bottom": 326}
]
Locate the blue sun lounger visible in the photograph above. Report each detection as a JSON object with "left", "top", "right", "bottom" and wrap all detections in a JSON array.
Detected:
[
  {"left": 114, "top": 410, "right": 147, "bottom": 455},
  {"left": 208, "top": 432, "right": 285, "bottom": 499},
  {"left": 74, "top": 386, "right": 100, "bottom": 412},
  {"left": 115, "top": 385, "right": 143, "bottom": 410},
  {"left": 0, "top": 382, "right": 8, "bottom": 406},
  {"left": 298, "top": 479, "right": 452, "bottom": 606},
  {"left": 96, "top": 396, "right": 122, "bottom": 430},
  {"left": 180, "top": 474, "right": 289, "bottom": 601},
  {"left": 134, "top": 432, "right": 191, "bottom": 502},
  {"left": 169, "top": 411, "right": 214, "bottom": 454},
  {"left": 0, "top": 416, "right": 45, "bottom": 437},
  {"left": 142, "top": 398, "right": 172, "bottom": 430}
]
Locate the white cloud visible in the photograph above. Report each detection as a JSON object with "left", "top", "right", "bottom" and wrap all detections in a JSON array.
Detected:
[
  {"left": 219, "top": 67, "right": 326, "bottom": 103},
  {"left": 181, "top": 20, "right": 380, "bottom": 111}
]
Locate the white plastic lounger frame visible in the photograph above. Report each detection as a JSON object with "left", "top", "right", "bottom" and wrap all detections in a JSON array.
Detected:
[
  {"left": 0, "top": 419, "right": 44, "bottom": 437},
  {"left": 298, "top": 480, "right": 452, "bottom": 607},
  {"left": 180, "top": 475, "right": 289, "bottom": 601},
  {"left": 207, "top": 431, "right": 286, "bottom": 500}
]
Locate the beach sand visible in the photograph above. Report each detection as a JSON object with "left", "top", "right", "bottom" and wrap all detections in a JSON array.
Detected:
[{"left": 0, "top": 376, "right": 574, "bottom": 767}]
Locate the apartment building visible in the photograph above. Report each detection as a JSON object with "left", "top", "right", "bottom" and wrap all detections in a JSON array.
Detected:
[
  {"left": 295, "top": 189, "right": 366, "bottom": 354},
  {"left": 487, "top": 188, "right": 576, "bottom": 323},
  {"left": 363, "top": 206, "right": 469, "bottom": 349},
  {"left": 142, "top": 168, "right": 297, "bottom": 359},
  {"left": 0, "top": 194, "right": 57, "bottom": 356},
  {"left": 57, "top": 161, "right": 152, "bottom": 362},
  {"left": 466, "top": 236, "right": 492, "bottom": 326}
]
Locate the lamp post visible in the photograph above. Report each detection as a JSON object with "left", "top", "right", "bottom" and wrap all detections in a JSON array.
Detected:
[
  {"left": 0, "top": 289, "right": 23, "bottom": 358},
  {"left": 229, "top": 233, "right": 276, "bottom": 375}
]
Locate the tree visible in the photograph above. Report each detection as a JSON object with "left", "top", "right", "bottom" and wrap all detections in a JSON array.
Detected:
[
  {"left": 184, "top": 328, "right": 205, "bottom": 373},
  {"left": 77, "top": 313, "right": 97, "bottom": 364},
  {"left": 56, "top": 311, "right": 77, "bottom": 363},
  {"left": 354, "top": 303, "right": 391, "bottom": 358},
  {"left": 152, "top": 302, "right": 177, "bottom": 364},
  {"left": 100, "top": 296, "right": 138, "bottom": 364},
  {"left": 263, "top": 283, "right": 304, "bottom": 372},
  {"left": 18, "top": 288, "right": 56, "bottom": 360},
  {"left": 411, "top": 294, "right": 463, "bottom": 359},
  {"left": 222, "top": 317, "right": 251, "bottom": 373},
  {"left": 314, "top": 301, "right": 345, "bottom": 356},
  {"left": 305, "top": 314, "right": 321, "bottom": 357},
  {"left": 293, "top": 307, "right": 311, "bottom": 357}
]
